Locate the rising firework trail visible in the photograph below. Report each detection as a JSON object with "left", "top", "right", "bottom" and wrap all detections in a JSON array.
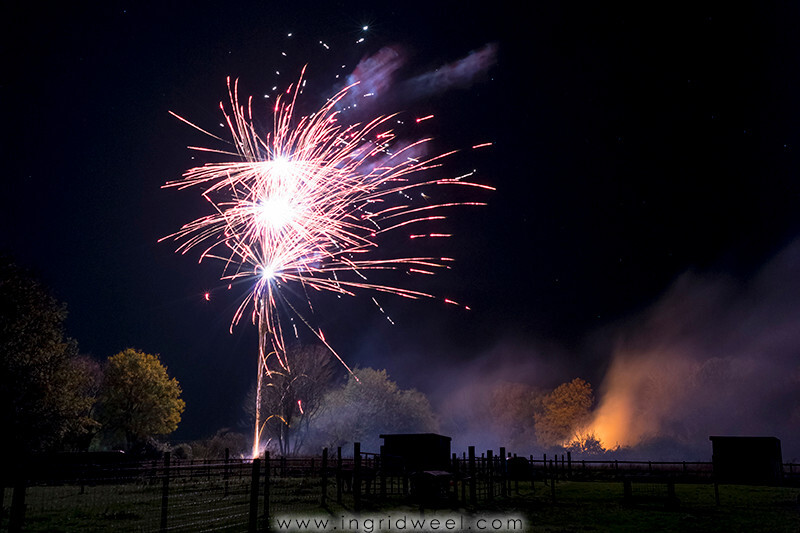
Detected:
[{"left": 163, "top": 68, "right": 492, "bottom": 457}]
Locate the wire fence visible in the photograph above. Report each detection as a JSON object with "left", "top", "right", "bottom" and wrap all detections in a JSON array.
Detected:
[
  {"left": 3, "top": 446, "right": 799, "bottom": 532},
  {"left": 4, "top": 454, "right": 258, "bottom": 532}
]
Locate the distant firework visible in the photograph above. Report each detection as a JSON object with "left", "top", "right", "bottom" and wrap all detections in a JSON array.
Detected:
[{"left": 163, "top": 67, "right": 492, "bottom": 457}]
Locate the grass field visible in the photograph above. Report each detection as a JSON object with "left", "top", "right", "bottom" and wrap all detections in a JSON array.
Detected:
[
  {"left": 328, "top": 480, "right": 800, "bottom": 533},
  {"left": 7, "top": 477, "right": 800, "bottom": 532},
  {"left": 435, "top": 481, "right": 800, "bottom": 532}
]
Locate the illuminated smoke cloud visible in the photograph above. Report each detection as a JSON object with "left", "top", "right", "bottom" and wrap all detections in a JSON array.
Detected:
[
  {"left": 344, "top": 45, "right": 407, "bottom": 102},
  {"left": 340, "top": 43, "right": 498, "bottom": 112},
  {"left": 587, "top": 239, "right": 800, "bottom": 459},
  {"left": 401, "top": 43, "right": 498, "bottom": 99}
]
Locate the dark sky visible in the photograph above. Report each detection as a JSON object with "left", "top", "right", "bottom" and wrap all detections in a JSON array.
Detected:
[{"left": 3, "top": 3, "right": 800, "bottom": 447}]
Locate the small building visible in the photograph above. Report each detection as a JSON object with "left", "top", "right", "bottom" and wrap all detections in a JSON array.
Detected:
[
  {"left": 379, "top": 433, "right": 451, "bottom": 473},
  {"left": 709, "top": 436, "right": 783, "bottom": 485}
]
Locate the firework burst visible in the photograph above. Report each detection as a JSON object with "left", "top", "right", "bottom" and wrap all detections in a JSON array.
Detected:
[{"left": 163, "top": 68, "right": 492, "bottom": 456}]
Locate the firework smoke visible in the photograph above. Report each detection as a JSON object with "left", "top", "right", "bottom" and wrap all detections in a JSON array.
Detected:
[
  {"left": 401, "top": 43, "right": 499, "bottom": 99},
  {"left": 585, "top": 239, "right": 800, "bottom": 458},
  {"left": 340, "top": 43, "right": 498, "bottom": 112}
]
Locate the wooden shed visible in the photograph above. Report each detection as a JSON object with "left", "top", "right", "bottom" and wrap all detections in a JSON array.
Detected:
[{"left": 379, "top": 433, "right": 451, "bottom": 473}]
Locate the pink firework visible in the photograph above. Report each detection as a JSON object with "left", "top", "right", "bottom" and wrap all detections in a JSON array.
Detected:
[{"left": 163, "top": 69, "right": 492, "bottom": 456}]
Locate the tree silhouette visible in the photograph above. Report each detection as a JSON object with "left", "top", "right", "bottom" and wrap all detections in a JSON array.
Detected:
[{"left": 0, "top": 256, "right": 97, "bottom": 457}]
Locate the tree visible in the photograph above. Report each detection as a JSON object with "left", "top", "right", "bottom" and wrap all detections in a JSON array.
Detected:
[
  {"left": 248, "top": 344, "right": 337, "bottom": 455},
  {"left": 486, "top": 381, "right": 543, "bottom": 451},
  {"left": 565, "top": 432, "right": 608, "bottom": 455},
  {"left": 58, "top": 354, "right": 104, "bottom": 451},
  {"left": 189, "top": 428, "right": 250, "bottom": 460},
  {"left": 311, "top": 368, "right": 439, "bottom": 452},
  {"left": 97, "top": 348, "right": 185, "bottom": 451},
  {"left": 0, "top": 257, "right": 98, "bottom": 457},
  {"left": 535, "top": 378, "right": 594, "bottom": 448}
]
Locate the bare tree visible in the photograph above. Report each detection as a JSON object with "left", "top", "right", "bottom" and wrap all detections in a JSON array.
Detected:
[{"left": 249, "top": 344, "right": 337, "bottom": 455}]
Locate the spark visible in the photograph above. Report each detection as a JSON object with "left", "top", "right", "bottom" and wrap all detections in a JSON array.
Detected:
[{"left": 163, "top": 68, "right": 492, "bottom": 457}]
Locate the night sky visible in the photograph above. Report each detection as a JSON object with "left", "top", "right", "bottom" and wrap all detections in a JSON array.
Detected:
[{"left": 3, "top": 3, "right": 800, "bottom": 452}]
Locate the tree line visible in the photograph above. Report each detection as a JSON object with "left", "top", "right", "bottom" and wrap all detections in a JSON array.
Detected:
[
  {"left": 2, "top": 254, "right": 601, "bottom": 461},
  {"left": 238, "top": 344, "right": 600, "bottom": 458},
  {"left": 0, "top": 256, "right": 185, "bottom": 459}
]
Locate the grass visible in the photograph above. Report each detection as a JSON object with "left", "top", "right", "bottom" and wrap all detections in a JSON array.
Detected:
[
  {"left": 16, "top": 476, "right": 253, "bottom": 532},
  {"left": 7, "top": 477, "right": 799, "bottom": 532},
  {"left": 323, "top": 479, "right": 799, "bottom": 532},
  {"left": 435, "top": 481, "right": 800, "bottom": 532}
]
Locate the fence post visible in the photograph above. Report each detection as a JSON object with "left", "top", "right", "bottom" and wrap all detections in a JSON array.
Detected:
[
  {"left": 567, "top": 451, "right": 572, "bottom": 480},
  {"left": 160, "top": 452, "right": 171, "bottom": 533},
  {"left": 451, "top": 453, "right": 458, "bottom": 500},
  {"left": 9, "top": 472, "right": 26, "bottom": 533},
  {"left": 249, "top": 458, "right": 261, "bottom": 533},
  {"left": 468, "top": 446, "right": 476, "bottom": 505},
  {"left": 321, "top": 448, "right": 329, "bottom": 506},
  {"left": 336, "top": 447, "right": 343, "bottom": 504},
  {"left": 224, "top": 447, "right": 230, "bottom": 497},
  {"left": 542, "top": 454, "right": 547, "bottom": 485},
  {"left": 486, "top": 450, "right": 494, "bottom": 501},
  {"left": 354, "top": 442, "right": 362, "bottom": 512},
  {"left": 529, "top": 455, "right": 535, "bottom": 495},
  {"left": 264, "top": 452, "right": 271, "bottom": 532},
  {"left": 379, "top": 452, "right": 387, "bottom": 499},
  {"left": 549, "top": 460, "right": 556, "bottom": 502},
  {"left": 499, "top": 447, "right": 507, "bottom": 498}
]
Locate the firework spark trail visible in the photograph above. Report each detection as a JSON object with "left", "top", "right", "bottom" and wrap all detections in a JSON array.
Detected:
[{"left": 163, "top": 68, "right": 492, "bottom": 456}]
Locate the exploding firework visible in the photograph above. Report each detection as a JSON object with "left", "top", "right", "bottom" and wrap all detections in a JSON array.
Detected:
[{"left": 163, "top": 67, "right": 492, "bottom": 457}]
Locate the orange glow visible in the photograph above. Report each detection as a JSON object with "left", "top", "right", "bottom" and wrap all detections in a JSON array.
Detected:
[{"left": 580, "top": 347, "right": 697, "bottom": 450}]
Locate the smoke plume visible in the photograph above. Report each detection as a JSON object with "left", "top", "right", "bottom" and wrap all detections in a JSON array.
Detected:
[
  {"left": 587, "top": 240, "right": 800, "bottom": 459},
  {"left": 340, "top": 43, "right": 498, "bottom": 111}
]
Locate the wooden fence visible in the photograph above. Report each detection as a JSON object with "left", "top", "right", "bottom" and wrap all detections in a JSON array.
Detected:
[{"left": 3, "top": 445, "right": 799, "bottom": 532}]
